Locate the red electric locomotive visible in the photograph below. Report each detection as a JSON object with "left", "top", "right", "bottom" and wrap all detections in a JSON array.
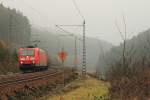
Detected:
[{"left": 18, "top": 46, "right": 48, "bottom": 72}]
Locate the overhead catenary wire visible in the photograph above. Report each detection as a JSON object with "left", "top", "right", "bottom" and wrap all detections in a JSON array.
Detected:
[
  {"left": 72, "top": 0, "right": 84, "bottom": 20},
  {"left": 55, "top": 25, "right": 83, "bottom": 41}
]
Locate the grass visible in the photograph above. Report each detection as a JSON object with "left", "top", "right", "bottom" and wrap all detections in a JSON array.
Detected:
[{"left": 49, "top": 76, "right": 109, "bottom": 100}]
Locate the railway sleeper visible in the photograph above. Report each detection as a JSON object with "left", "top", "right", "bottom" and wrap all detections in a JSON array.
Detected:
[{"left": 0, "top": 68, "right": 75, "bottom": 100}]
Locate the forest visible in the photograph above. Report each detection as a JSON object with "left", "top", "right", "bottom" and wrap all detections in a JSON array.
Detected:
[
  {"left": 0, "top": 4, "right": 31, "bottom": 74},
  {"left": 98, "top": 29, "right": 150, "bottom": 99},
  {"left": 0, "top": 4, "right": 31, "bottom": 50}
]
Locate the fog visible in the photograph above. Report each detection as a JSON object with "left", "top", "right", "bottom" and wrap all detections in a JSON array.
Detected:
[{"left": 2, "top": 0, "right": 150, "bottom": 45}]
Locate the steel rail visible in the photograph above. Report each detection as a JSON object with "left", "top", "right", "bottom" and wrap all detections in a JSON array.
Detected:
[
  {"left": 0, "top": 69, "right": 56, "bottom": 85},
  {"left": 0, "top": 70, "right": 61, "bottom": 87},
  {"left": 0, "top": 71, "right": 61, "bottom": 88}
]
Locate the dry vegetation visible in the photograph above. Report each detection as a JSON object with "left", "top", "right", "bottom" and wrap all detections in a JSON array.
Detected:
[
  {"left": 104, "top": 19, "right": 150, "bottom": 100},
  {"left": 0, "top": 40, "right": 19, "bottom": 75},
  {"left": 49, "top": 76, "right": 109, "bottom": 100},
  {"left": 108, "top": 60, "right": 150, "bottom": 100}
]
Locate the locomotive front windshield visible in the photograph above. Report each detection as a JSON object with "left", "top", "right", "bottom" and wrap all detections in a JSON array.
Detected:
[{"left": 21, "top": 49, "right": 34, "bottom": 56}]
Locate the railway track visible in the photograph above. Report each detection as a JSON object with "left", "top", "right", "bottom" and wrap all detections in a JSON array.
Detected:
[
  {"left": 0, "top": 70, "right": 58, "bottom": 87},
  {"left": 0, "top": 67, "right": 75, "bottom": 100}
]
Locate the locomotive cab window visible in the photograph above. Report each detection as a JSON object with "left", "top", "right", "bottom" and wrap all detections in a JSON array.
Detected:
[{"left": 21, "top": 49, "right": 34, "bottom": 56}]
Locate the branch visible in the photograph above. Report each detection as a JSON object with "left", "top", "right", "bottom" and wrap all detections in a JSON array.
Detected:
[{"left": 115, "top": 20, "right": 125, "bottom": 40}]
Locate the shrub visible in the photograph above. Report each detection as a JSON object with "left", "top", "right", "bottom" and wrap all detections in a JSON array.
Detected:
[
  {"left": 0, "top": 48, "right": 8, "bottom": 61},
  {"left": 12, "top": 50, "right": 18, "bottom": 61},
  {"left": 108, "top": 60, "right": 150, "bottom": 100}
]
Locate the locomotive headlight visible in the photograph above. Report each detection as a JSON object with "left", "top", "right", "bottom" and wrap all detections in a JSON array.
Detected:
[
  {"left": 20, "top": 58, "right": 25, "bottom": 61},
  {"left": 20, "top": 61, "right": 23, "bottom": 64},
  {"left": 30, "top": 57, "right": 35, "bottom": 60}
]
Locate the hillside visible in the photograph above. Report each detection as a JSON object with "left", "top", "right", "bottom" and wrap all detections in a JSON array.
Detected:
[
  {"left": 98, "top": 28, "right": 150, "bottom": 79},
  {"left": 0, "top": 4, "right": 31, "bottom": 74},
  {"left": 0, "top": 4, "right": 31, "bottom": 50},
  {"left": 31, "top": 27, "right": 113, "bottom": 73}
]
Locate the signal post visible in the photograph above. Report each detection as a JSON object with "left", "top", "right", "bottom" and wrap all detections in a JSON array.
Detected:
[{"left": 56, "top": 20, "right": 86, "bottom": 77}]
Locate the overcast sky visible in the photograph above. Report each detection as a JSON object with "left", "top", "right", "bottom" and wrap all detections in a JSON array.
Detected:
[{"left": 3, "top": 0, "right": 150, "bottom": 45}]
